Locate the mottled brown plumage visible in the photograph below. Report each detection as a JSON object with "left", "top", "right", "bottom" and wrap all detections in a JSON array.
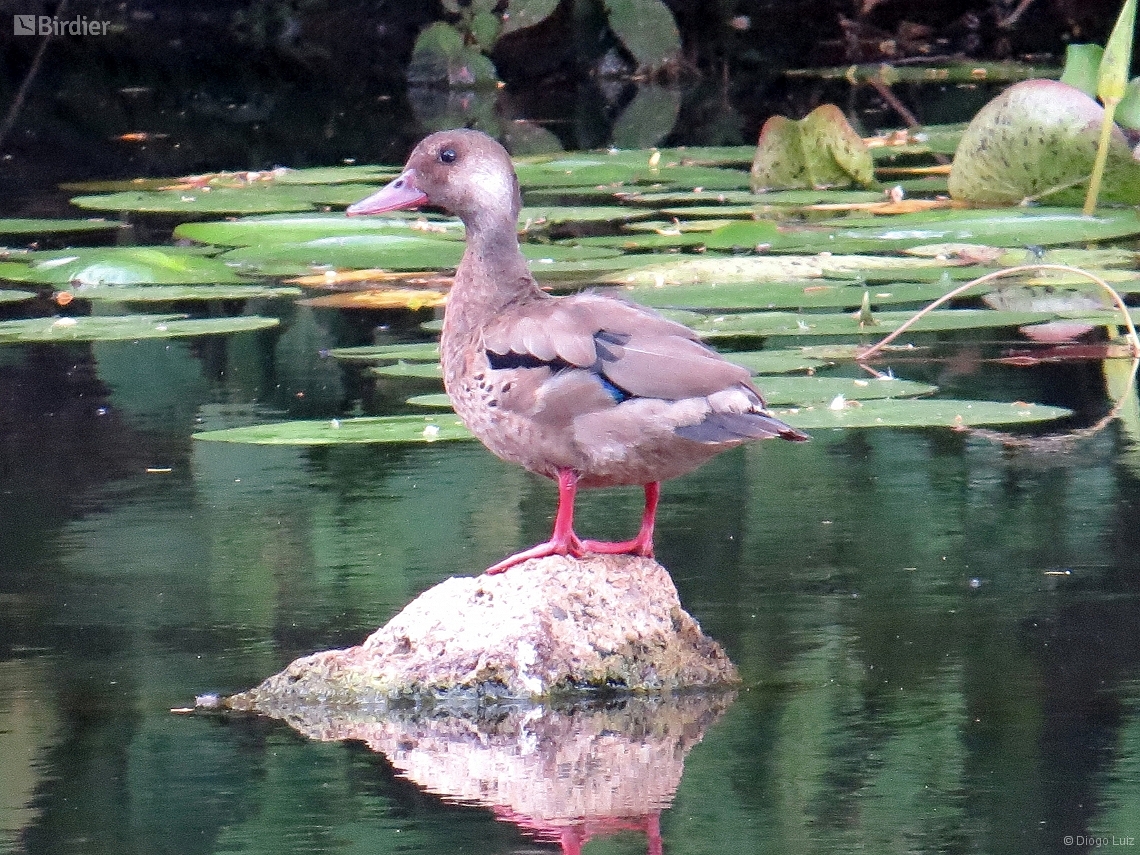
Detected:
[{"left": 348, "top": 129, "right": 807, "bottom": 572}]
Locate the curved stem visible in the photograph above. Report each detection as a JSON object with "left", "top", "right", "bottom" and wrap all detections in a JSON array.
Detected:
[{"left": 857, "top": 263, "right": 1140, "bottom": 362}]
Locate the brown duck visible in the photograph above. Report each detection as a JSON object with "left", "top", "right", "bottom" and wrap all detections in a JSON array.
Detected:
[{"left": 349, "top": 130, "right": 807, "bottom": 573}]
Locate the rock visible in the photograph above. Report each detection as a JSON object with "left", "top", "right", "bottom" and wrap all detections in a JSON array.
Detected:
[{"left": 225, "top": 554, "right": 739, "bottom": 710}]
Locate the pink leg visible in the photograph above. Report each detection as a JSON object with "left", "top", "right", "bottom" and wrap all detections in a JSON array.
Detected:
[
  {"left": 485, "top": 469, "right": 585, "bottom": 574},
  {"left": 580, "top": 482, "right": 659, "bottom": 558},
  {"left": 645, "top": 811, "right": 662, "bottom": 855}
]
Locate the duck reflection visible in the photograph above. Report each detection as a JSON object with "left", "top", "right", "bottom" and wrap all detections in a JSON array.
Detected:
[{"left": 263, "top": 692, "right": 733, "bottom": 853}]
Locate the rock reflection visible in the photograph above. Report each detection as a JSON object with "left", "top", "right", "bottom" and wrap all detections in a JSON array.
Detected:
[{"left": 259, "top": 692, "right": 733, "bottom": 853}]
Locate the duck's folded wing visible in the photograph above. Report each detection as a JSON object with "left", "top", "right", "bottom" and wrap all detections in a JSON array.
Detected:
[{"left": 482, "top": 293, "right": 754, "bottom": 402}]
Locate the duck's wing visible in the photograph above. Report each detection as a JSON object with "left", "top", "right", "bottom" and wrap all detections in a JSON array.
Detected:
[{"left": 482, "top": 292, "right": 755, "bottom": 402}]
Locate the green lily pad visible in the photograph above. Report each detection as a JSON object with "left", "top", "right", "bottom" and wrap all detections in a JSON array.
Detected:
[
  {"left": 0, "top": 289, "right": 36, "bottom": 303},
  {"left": 605, "top": 0, "right": 681, "bottom": 71},
  {"left": 193, "top": 414, "right": 472, "bottom": 444},
  {"left": 328, "top": 342, "right": 441, "bottom": 362},
  {"left": 948, "top": 79, "right": 1140, "bottom": 206},
  {"left": 174, "top": 213, "right": 463, "bottom": 246},
  {"left": 222, "top": 236, "right": 618, "bottom": 275},
  {"left": 689, "top": 308, "right": 1060, "bottom": 339},
  {"left": 608, "top": 280, "right": 966, "bottom": 311},
  {"left": 519, "top": 206, "right": 652, "bottom": 226},
  {"left": 0, "top": 218, "right": 121, "bottom": 236},
  {"left": 604, "top": 254, "right": 961, "bottom": 287},
  {"left": 368, "top": 361, "right": 443, "bottom": 379},
  {"left": 758, "top": 375, "right": 936, "bottom": 405},
  {"left": 405, "top": 393, "right": 453, "bottom": 408},
  {"left": 751, "top": 104, "right": 875, "bottom": 192},
  {"left": 60, "top": 284, "right": 302, "bottom": 302},
  {"left": 515, "top": 159, "right": 749, "bottom": 192},
  {"left": 221, "top": 234, "right": 465, "bottom": 273},
  {"left": 69, "top": 184, "right": 386, "bottom": 216},
  {"left": 272, "top": 165, "right": 398, "bottom": 185},
  {"left": 0, "top": 248, "right": 244, "bottom": 285},
  {"left": 721, "top": 349, "right": 829, "bottom": 374},
  {"left": 702, "top": 208, "right": 1140, "bottom": 255},
  {"left": 0, "top": 314, "right": 279, "bottom": 344},
  {"left": 776, "top": 398, "right": 1071, "bottom": 429}
]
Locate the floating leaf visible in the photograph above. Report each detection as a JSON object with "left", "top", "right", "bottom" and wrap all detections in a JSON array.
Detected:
[
  {"left": 368, "top": 362, "right": 443, "bottom": 379},
  {"left": 174, "top": 213, "right": 462, "bottom": 246},
  {"left": 221, "top": 234, "right": 465, "bottom": 273},
  {"left": 58, "top": 284, "right": 302, "bottom": 302},
  {"left": 604, "top": 254, "right": 962, "bottom": 287},
  {"left": 271, "top": 165, "right": 399, "bottom": 185},
  {"left": 515, "top": 159, "right": 748, "bottom": 191},
  {"left": 0, "top": 218, "right": 121, "bottom": 236},
  {"left": 299, "top": 290, "right": 447, "bottom": 310},
  {"left": 609, "top": 280, "right": 967, "bottom": 311},
  {"left": 688, "top": 308, "right": 1062, "bottom": 339},
  {"left": 70, "top": 183, "right": 386, "bottom": 215},
  {"left": 705, "top": 208, "right": 1140, "bottom": 255},
  {"left": 193, "top": 414, "right": 472, "bottom": 444},
  {"left": 758, "top": 375, "right": 936, "bottom": 406},
  {"left": 0, "top": 314, "right": 279, "bottom": 344},
  {"left": 329, "top": 342, "right": 441, "bottom": 362},
  {"left": 948, "top": 80, "right": 1140, "bottom": 206},
  {"left": 518, "top": 206, "right": 651, "bottom": 226},
  {"left": 751, "top": 104, "right": 875, "bottom": 192},
  {"left": 721, "top": 349, "right": 829, "bottom": 374},
  {"left": 776, "top": 398, "right": 1071, "bottom": 429},
  {"left": 0, "top": 289, "right": 35, "bottom": 304},
  {"left": 0, "top": 248, "right": 243, "bottom": 285},
  {"left": 405, "top": 393, "right": 453, "bottom": 408},
  {"left": 604, "top": 0, "right": 682, "bottom": 71}
]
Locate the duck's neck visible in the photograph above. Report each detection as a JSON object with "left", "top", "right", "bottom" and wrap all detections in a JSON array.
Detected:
[{"left": 448, "top": 214, "right": 541, "bottom": 324}]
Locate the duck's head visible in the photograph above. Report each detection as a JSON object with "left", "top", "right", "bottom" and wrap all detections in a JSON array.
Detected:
[{"left": 347, "top": 129, "right": 521, "bottom": 228}]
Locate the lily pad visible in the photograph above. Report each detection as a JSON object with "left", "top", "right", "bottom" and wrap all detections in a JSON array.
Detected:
[
  {"left": 0, "top": 289, "right": 36, "bottom": 304},
  {"left": 721, "top": 349, "right": 829, "bottom": 374},
  {"left": 173, "top": 213, "right": 462, "bottom": 246},
  {"left": 515, "top": 159, "right": 749, "bottom": 192},
  {"left": 756, "top": 374, "right": 937, "bottom": 405},
  {"left": 192, "top": 414, "right": 472, "bottom": 444},
  {"left": 300, "top": 290, "right": 447, "bottom": 310},
  {"left": 0, "top": 248, "right": 244, "bottom": 285},
  {"left": 0, "top": 314, "right": 279, "bottom": 344},
  {"left": 221, "top": 234, "right": 465, "bottom": 273},
  {"left": 948, "top": 79, "right": 1140, "bottom": 206},
  {"left": 751, "top": 104, "right": 875, "bottom": 192},
  {"left": 405, "top": 393, "right": 453, "bottom": 408},
  {"left": 604, "top": 254, "right": 962, "bottom": 287},
  {"left": 0, "top": 218, "right": 121, "bottom": 236},
  {"left": 69, "top": 184, "right": 385, "bottom": 216},
  {"left": 775, "top": 398, "right": 1071, "bottom": 429},
  {"left": 608, "top": 280, "right": 966, "bottom": 311},
  {"left": 518, "top": 206, "right": 651, "bottom": 226},
  {"left": 328, "top": 342, "right": 441, "bottom": 362},
  {"left": 59, "top": 284, "right": 302, "bottom": 302},
  {"left": 689, "top": 308, "right": 1061, "bottom": 339},
  {"left": 605, "top": 0, "right": 681, "bottom": 71},
  {"left": 272, "top": 165, "right": 398, "bottom": 185},
  {"left": 699, "top": 208, "right": 1140, "bottom": 255},
  {"left": 368, "top": 362, "right": 443, "bottom": 379}
]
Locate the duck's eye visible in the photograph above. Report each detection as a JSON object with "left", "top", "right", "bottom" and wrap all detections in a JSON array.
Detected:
[{"left": 439, "top": 148, "right": 457, "bottom": 164}]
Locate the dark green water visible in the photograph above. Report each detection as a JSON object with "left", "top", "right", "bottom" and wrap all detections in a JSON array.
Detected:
[{"left": 2, "top": 307, "right": 1140, "bottom": 854}]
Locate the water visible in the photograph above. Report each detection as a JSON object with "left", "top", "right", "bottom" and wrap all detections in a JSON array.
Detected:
[{"left": 2, "top": 309, "right": 1140, "bottom": 854}]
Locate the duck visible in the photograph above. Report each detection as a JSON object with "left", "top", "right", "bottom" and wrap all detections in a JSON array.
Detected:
[{"left": 348, "top": 129, "right": 808, "bottom": 574}]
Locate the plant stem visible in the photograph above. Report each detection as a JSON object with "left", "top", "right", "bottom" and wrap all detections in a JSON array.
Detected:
[{"left": 1083, "top": 97, "right": 1120, "bottom": 215}]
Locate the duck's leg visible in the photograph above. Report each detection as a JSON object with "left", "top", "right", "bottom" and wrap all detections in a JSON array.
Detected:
[
  {"left": 580, "top": 481, "right": 659, "bottom": 558},
  {"left": 485, "top": 468, "right": 585, "bottom": 574}
]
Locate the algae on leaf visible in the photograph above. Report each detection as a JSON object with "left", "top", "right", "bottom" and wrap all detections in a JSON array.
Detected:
[{"left": 751, "top": 105, "right": 875, "bottom": 192}]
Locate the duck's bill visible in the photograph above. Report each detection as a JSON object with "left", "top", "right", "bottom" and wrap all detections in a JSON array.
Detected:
[{"left": 346, "top": 170, "right": 428, "bottom": 215}]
